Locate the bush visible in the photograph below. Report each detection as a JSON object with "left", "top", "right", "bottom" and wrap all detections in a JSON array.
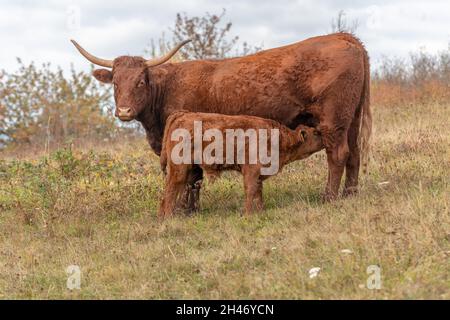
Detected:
[
  {"left": 372, "top": 47, "right": 450, "bottom": 107},
  {"left": 0, "top": 60, "right": 120, "bottom": 150}
]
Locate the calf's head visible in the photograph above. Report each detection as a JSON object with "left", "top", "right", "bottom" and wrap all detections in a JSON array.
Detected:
[
  {"left": 294, "top": 125, "right": 324, "bottom": 159},
  {"left": 71, "top": 40, "right": 190, "bottom": 121}
]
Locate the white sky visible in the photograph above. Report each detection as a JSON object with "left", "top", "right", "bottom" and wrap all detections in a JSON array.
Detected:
[{"left": 0, "top": 0, "right": 449, "bottom": 73}]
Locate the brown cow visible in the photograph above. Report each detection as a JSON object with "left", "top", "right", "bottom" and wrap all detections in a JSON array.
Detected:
[
  {"left": 72, "top": 32, "right": 371, "bottom": 206},
  {"left": 159, "top": 111, "right": 324, "bottom": 217}
]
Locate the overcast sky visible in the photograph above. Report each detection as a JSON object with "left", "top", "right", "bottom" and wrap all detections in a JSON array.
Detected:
[{"left": 1, "top": 0, "right": 449, "bottom": 73}]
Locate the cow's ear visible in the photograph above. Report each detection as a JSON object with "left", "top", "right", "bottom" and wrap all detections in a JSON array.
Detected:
[{"left": 93, "top": 69, "right": 113, "bottom": 84}]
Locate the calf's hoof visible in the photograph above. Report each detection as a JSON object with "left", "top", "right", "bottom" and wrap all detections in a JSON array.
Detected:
[
  {"left": 157, "top": 211, "right": 166, "bottom": 220},
  {"left": 321, "top": 191, "right": 338, "bottom": 202},
  {"left": 183, "top": 206, "right": 199, "bottom": 216}
]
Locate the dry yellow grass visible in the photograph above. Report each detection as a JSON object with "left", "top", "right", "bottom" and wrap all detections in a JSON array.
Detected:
[{"left": 0, "top": 102, "right": 449, "bottom": 299}]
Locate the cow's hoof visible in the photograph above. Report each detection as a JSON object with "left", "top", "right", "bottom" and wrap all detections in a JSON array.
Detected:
[{"left": 342, "top": 186, "right": 358, "bottom": 197}]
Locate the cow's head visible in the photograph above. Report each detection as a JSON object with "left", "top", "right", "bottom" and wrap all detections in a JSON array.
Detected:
[{"left": 71, "top": 40, "right": 190, "bottom": 121}]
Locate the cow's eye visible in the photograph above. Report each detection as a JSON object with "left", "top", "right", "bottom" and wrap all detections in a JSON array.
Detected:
[{"left": 138, "top": 80, "right": 146, "bottom": 87}]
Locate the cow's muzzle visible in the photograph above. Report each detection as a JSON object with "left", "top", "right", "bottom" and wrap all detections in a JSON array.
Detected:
[{"left": 116, "top": 107, "right": 135, "bottom": 121}]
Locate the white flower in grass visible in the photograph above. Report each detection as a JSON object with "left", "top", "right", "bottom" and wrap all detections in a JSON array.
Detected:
[{"left": 309, "top": 267, "right": 321, "bottom": 279}]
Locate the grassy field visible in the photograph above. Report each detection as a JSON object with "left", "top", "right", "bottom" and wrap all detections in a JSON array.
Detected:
[{"left": 0, "top": 102, "right": 449, "bottom": 299}]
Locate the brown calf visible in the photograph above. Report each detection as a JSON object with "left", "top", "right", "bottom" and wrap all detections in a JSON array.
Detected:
[{"left": 159, "top": 112, "right": 324, "bottom": 218}]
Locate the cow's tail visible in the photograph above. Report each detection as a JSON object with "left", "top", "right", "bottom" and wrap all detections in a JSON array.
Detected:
[{"left": 359, "top": 50, "right": 372, "bottom": 173}]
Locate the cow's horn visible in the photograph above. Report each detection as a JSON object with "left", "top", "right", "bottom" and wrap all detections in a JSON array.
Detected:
[
  {"left": 70, "top": 40, "right": 114, "bottom": 68},
  {"left": 145, "top": 40, "right": 191, "bottom": 67}
]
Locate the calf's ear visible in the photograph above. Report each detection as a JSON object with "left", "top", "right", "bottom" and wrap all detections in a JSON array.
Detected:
[
  {"left": 93, "top": 69, "right": 113, "bottom": 84},
  {"left": 299, "top": 129, "right": 307, "bottom": 143}
]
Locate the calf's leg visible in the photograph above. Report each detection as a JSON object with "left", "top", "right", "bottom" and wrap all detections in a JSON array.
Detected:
[
  {"left": 159, "top": 165, "right": 189, "bottom": 218},
  {"left": 181, "top": 165, "right": 203, "bottom": 214},
  {"left": 187, "top": 166, "right": 203, "bottom": 213},
  {"left": 242, "top": 166, "right": 264, "bottom": 215},
  {"left": 254, "top": 177, "right": 264, "bottom": 211}
]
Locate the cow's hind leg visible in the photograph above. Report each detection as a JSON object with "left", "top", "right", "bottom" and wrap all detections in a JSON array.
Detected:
[
  {"left": 317, "top": 71, "right": 361, "bottom": 201},
  {"left": 318, "top": 101, "right": 355, "bottom": 201},
  {"left": 343, "top": 108, "right": 362, "bottom": 197},
  {"left": 322, "top": 129, "right": 349, "bottom": 201}
]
